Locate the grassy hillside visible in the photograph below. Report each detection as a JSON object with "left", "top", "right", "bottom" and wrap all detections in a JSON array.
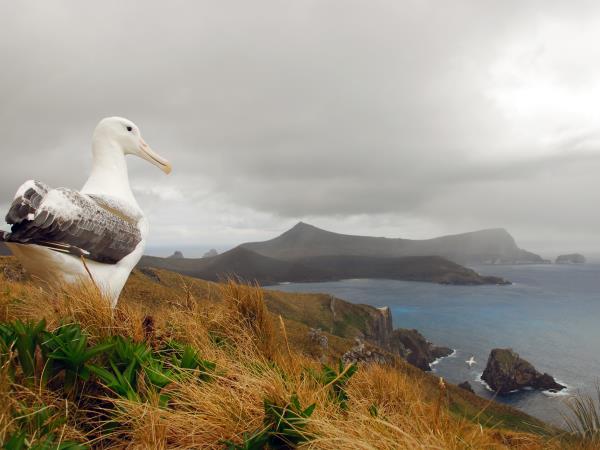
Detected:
[{"left": 0, "top": 256, "right": 591, "bottom": 448}]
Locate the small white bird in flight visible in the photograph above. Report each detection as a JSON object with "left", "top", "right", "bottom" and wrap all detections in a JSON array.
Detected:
[
  {"left": 1, "top": 117, "right": 171, "bottom": 307},
  {"left": 466, "top": 356, "right": 477, "bottom": 367}
]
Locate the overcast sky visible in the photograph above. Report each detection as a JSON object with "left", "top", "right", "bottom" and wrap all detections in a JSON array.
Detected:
[{"left": 1, "top": 1, "right": 599, "bottom": 257}]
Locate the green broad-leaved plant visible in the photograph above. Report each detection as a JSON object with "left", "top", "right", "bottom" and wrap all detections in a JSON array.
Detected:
[{"left": 41, "top": 323, "right": 114, "bottom": 393}]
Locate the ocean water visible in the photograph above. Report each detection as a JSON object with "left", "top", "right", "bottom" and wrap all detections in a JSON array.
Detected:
[{"left": 266, "top": 264, "right": 600, "bottom": 426}]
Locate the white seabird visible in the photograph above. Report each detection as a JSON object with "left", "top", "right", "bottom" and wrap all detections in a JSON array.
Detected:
[
  {"left": 466, "top": 356, "right": 476, "bottom": 367},
  {"left": 0, "top": 117, "right": 171, "bottom": 307}
]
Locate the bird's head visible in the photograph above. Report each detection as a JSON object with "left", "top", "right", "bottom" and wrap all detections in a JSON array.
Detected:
[{"left": 93, "top": 117, "right": 172, "bottom": 174}]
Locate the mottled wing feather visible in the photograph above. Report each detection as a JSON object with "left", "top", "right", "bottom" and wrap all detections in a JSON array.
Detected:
[
  {"left": 5, "top": 180, "right": 50, "bottom": 225},
  {"left": 3, "top": 181, "right": 142, "bottom": 264}
]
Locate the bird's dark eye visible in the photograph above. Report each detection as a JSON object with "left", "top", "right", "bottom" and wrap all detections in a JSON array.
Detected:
[{"left": 126, "top": 126, "right": 133, "bottom": 132}]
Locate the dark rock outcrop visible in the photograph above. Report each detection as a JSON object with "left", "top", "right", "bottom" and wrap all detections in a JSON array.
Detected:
[
  {"left": 555, "top": 253, "right": 586, "bottom": 264},
  {"left": 458, "top": 381, "right": 475, "bottom": 393},
  {"left": 203, "top": 248, "right": 219, "bottom": 258},
  {"left": 168, "top": 251, "right": 184, "bottom": 259},
  {"left": 308, "top": 328, "right": 328, "bottom": 350},
  {"left": 389, "top": 328, "right": 452, "bottom": 371},
  {"left": 481, "top": 348, "right": 565, "bottom": 394},
  {"left": 342, "top": 338, "right": 393, "bottom": 365},
  {"left": 139, "top": 268, "right": 161, "bottom": 283}
]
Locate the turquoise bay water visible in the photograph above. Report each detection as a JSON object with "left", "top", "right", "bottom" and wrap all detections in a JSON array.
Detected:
[{"left": 266, "top": 264, "right": 600, "bottom": 426}]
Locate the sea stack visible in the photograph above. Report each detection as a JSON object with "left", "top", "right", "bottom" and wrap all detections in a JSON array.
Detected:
[
  {"left": 203, "top": 248, "right": 219, "bottom": 258},
  {"left": 481, "top": 348, "right": 565, "bottom": 394}
]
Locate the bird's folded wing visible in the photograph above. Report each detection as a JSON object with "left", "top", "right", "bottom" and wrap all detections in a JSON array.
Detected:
[{"left": 4, "top": 181, "right": 142, "bottom": 264}]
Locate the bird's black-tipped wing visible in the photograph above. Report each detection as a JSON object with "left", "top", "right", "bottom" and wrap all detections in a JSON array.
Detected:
[{"left": 2, "top": 181, "right": 142, "bottom": 264}]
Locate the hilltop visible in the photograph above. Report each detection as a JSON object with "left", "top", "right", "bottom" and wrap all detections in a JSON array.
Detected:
[
  {"left": 0, "top": 256, "right": 583, "bottom": 449},
  {"left": 242, "top": 222, "right": 546, "bottom": 265}
]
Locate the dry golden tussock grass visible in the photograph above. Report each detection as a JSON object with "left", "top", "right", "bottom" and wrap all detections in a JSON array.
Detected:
[
  {"left": 0, "top": 269, "right": 593, "bottom": 449},
  {"left": 0, "top": 360, "right": 87, "bottom": 447}
]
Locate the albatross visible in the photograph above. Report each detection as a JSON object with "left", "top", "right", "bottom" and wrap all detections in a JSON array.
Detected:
[{"left": 0, "top": 117, "right": 171, "bottom": 307}]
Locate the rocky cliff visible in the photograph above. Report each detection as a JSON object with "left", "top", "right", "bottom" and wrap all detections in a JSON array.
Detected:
[
  {"left": 360, "top": 305, "right": 394, "bottom": 349},
  {"left": 355, "top": 306, "right": 452, "bottom": 371},
  {"left": 263, "top": 288, "right": 451, "bottom": 372},
  {"left": 388, "top": 328, "right": 453, "bottom": 371},
  {"left": 481, "top": 348, "right": 565, "bottom": 394}
]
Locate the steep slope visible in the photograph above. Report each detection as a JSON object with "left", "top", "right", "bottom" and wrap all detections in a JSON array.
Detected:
[{"left": 242, "top": 222, "right": 546, "bottom": 265}]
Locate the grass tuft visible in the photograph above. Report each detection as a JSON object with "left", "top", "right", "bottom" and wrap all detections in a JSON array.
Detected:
[{"left": 563, "top": 384, "right": 600, "bottom": 444}]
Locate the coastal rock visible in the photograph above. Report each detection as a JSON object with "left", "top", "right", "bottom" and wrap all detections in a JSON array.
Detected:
[
  {"left": 389, "top": 328, "right": 452, "bottom": 371},
  {"left": 481, "top": 348, "right": 565, "bottom": 394},
  {"left": 458, "top": 381, "right": 475, "bottom": 393},
  {"left": 323, "top": 303, "right": 453, "bottom": 372},
  {"left": 555, "top": 253, "right": 586, "bottom": 264},
  {"left": 168, "top": 250, "right": 184, "bottom": 259}
]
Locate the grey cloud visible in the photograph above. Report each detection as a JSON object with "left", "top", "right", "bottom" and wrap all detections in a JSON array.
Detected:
[{"left": 1, "top": 1, "right": 599, "bottom": 253}]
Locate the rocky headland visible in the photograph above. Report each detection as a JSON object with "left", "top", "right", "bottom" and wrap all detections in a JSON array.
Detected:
[
  {"left": 339, "top": 305, "right": 453, "bottom": 371},
  {"left": 139, "top": 222, "right": 530, "bottom": 286},
  {"left": 388, "top": 328, "right": 453, "bottom": 371},
  {"left": 481, "top": 348, "right": 565, "bottom": 394}
]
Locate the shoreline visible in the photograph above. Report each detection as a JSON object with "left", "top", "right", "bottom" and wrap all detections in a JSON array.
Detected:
[{"left": 430, "top": 348, "right": 457, "bottom": 370}]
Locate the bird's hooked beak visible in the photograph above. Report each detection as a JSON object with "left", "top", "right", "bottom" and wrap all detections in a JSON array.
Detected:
[{"left": 138, "top": 138, "right": 172, "bottom": 174}]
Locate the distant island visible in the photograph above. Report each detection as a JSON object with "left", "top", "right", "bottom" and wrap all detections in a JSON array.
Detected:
[
  {"left": 242, "top": 222, "right": 547, "bottom": 265},
  {"left": 555, "top": 253, "right": 586, "bottom": 264},
  {"left": 138, "top": 222, "right": 521, "bottom": 285}
]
